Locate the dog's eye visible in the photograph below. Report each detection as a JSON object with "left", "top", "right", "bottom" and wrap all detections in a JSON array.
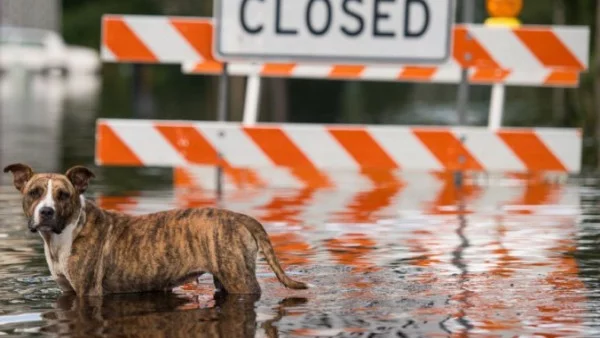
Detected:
[
  {"left": 57, "top": 190, "right": 70, "bottom": 201},
  {"left": 27, "top": 188, "right": 41, "bottom": 199}
]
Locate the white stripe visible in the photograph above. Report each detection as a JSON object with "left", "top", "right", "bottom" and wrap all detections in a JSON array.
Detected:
[
  {"left": 534, "top": 129, "right": 581, "bottom": 173},
  {"left": 324, "top": 170, "right": 373, "bottom": 191},
  {"left": 262, "top": 168, "right": 306, "bottom": 189},
  {"left": 107, "top": 121, "right": 186, "bottom": 166},
  {"left": 368, "top": 127, "right": 444, "bottom": 171},
  {"left": 291, "top": 65, "right": 332, "bottom": 78},
  {"left": 361, "top": 66, "right": 401, "bottom": 80},
  {"left": 430, "top": 61, "right": 461, "bottom": 83},
  {"left": 101, "top": 46, "right": 116, "bottom": 62},
  {"left": 180, "top": 166, "right": 217, "bottom": 190},
  {"left": 34, "top": 180, "right": 55, "bottom": 225},
  {"left": 181, "top": 61, "right": 196, "bottom": 73},
  {"left": 455, "top": 128, "right": 526, "bottom": 172},
  {"left": 283, "top": 126, "right": 358, "bottom": 170},
  {"left": 469, "top": 26, "right": 545, "bottom": 71},
  {"left": 224, "top": 190, "right": 279, "bottom": 215},
  {"left": 552, "top": 26, "right": 590, "bottom": 69},
  {"left": 229, "top": 63, "right": 261, "bottom": 75},
  {"left": 505, "top": 69, "right": 550, "bottom": 86},
  {"left": 469, "top": 185, "right": 522, "bottom": 213},
  {"left": 196, "top": 124, "right": 274, "bottom": 168},
  {"left": 395, "top": 172, "right": 442, "bottom": 212},
  {"left": 124, "top": 17, "right": 202, "bottom": 63},
  {"left": 130, "top": 194, "right": 178, "bottom": 215}
]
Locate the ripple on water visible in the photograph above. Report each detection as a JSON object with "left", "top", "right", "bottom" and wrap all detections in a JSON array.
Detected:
[{"left": 1, "top": 179, "right": 600, "bottom": 337}]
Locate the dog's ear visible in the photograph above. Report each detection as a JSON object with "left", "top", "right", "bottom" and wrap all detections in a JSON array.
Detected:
[
  {"left": 3, "top": 163, "right": 34, "bottom": 193},
  {"left": 65, "top": 166, "right": 96, "bottom": 194}
]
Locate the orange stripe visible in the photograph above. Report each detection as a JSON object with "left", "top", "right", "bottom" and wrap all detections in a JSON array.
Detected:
[
  {"left": 398, "top": 66, "right": 437, "bottom": 80},
  {"left": 470, "top": 68, "right": 511, "bottom": 82},
  {"left": 103, "top": 17, "right": 157, "bottom": 62},
  {"left": 154, "top": 125, "right": 218, "bottom": 165},
  {"left": 412, "top": 129, "right": 484, "bottom": 171},
  {"left": 509, "top": 180, "right": 559, "bottom": 215},
  {"left": 427, "top": 171, "right": 482, "bottom": 215},
  {"left": 514, "top": 30, "right": 585, "bottom": 70},
  {"left": 96, "top": 124, "right": 143, "bottom": 166},
  {"left": 497, "top": 131, "right": 567, "bottom": 171},
  {"left": 169, "top": 19, "right": 216, "bottom": 61},
  {"left": 96, "top": 194, "right": 139, "bottom": 213},
  {"left": 173, "top": 167, "right": 198, "bottom": 190},
  {"left": 156, "top": 126, "right": 264, "bottom": 188},
  {"left": 261, "top": 63, "right": 296, "bottom": 76},
  {"left": 544, "top": 70, "right": 579, "bottom": 86},
  {"left": 224, "top": 168, "right": 265, "bottom": 189},
  {"left": 328, "top": 129, "right": 399, "bottom": 169},
  {"left": 176, "top": 191, "right": 215, "bottom": 209},
  {"left": 269, "top": 232, "right": 312, "bottom": 266},
  {"left": 324, "top": 234, "right": 377, "bottom": 272},
  {"left": 259, "top": 188, "right": 316, "bottom": 223},
  {"left": 193, "top": 61, "right": 223, "bottom": 74},
  {"left": 329, "top": 65, "right": 365, "bottom": 78},
  {"left": 243, "top": 127, "right": 331, "bottom": 188},
  {"left": 453, "top": 26, "right": 500, "bottom": 68},
  {"left": 331, "top": 169, "right": 403, "bottom": 223}
]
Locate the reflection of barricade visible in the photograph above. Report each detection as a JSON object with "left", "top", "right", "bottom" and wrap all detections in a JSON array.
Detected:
[
  {"left": 94, "top": 174, "right": 579, "bottom": 222},
  {"left": 96, "top": 14, "right": 589, "bottom": 188},
  {"left": 93, "top": 177, "right": 584, "bottom": 335}
]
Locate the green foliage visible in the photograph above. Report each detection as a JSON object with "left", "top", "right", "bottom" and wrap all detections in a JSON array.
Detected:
[{"left": 62, "top": 0, "right": 162, "bottom": 49}]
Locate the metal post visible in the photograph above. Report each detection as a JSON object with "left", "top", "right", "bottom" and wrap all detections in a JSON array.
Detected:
[
  {"left": 242, "top": 74, "right": 261, "bottom": 125},
  {"left": 457, "top": 0, "right": 475, "bottom": 122},
  {"left": 216, "top": 62, "right": 229, "bottom": 200},
  {"left": 455, "top": 0, "right": 476, "bottom": 187},
  {"left": 488, "top": 83, "right": 505, "bottom": 129}
]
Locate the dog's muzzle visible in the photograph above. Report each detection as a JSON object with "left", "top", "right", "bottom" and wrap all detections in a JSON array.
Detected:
[{"left": 30, "top": 207, "right": 58, "bottom": 233}]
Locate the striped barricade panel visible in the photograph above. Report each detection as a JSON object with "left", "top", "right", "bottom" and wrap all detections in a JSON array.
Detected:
[
  {"left": 100, "top": 15, "right": 589, "bottom": 87},
  {"left": 95, "top": 119, "right": 582, "bottom": 185},
  {"left": 101, "top": 15, "right": 214, "bottom": 65},
  {"left": 182, "top": 61, "right": 581, "bottom": 87}
]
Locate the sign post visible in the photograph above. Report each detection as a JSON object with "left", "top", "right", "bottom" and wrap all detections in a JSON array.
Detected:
[
  {"left": 455, "top": 0, "right": 475, "bottom": 188},
  {"left": 216, "top": 62, "right": 229, "bottom": 200},
  {"left": 484, "top": 0, "right": 523, "bottom": 130}
]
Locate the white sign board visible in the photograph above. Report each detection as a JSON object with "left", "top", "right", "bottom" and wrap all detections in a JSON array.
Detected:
[{"left": 214, "top": 0, "right": 455, "bottom": 64}]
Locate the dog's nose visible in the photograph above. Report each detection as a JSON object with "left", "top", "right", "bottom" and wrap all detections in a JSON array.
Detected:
[{"left": 40, "top": 207, "right": 55, "bottom": 218}]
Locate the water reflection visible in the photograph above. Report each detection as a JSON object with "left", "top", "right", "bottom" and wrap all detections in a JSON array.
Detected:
[
  {"left": 38, "top": 292, "right": 305, "bottom": 338},
  {"left": 0, "top": 71, "right": 100, "bottom": 173}
]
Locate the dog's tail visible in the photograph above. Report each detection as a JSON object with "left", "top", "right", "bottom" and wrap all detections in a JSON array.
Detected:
[{"left": 237, "top": 214, "right": 309, "bottom": 290}]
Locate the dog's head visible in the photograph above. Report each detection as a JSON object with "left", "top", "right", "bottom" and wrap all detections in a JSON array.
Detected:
[{"left": 3, "top": 163, "right": 95, "bottom": 234}]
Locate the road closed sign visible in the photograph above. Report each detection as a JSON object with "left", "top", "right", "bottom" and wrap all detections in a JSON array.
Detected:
[{"left": 214, "top": 0, "right": 455, "bottom": 64}]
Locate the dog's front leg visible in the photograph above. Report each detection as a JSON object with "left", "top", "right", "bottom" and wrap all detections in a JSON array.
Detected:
[{"left": 55, "top": 275, "right": 75, "bottom": 294}]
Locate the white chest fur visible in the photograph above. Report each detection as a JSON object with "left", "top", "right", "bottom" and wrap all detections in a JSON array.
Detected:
[
  {"left": 40, "top": 195, "right": 85, "bottom": 286},
  {"left": 42, "top": 222, "right": 76, "bottom": 280}
]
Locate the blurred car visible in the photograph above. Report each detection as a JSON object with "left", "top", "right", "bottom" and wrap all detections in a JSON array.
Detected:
[{"left": 0, "top": 26, "right": 101, "bottom": 76}]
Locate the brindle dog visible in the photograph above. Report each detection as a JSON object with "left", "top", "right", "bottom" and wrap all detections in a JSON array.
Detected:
[{"left": 3, "top": 163, "right": 309, "bottom": 296}]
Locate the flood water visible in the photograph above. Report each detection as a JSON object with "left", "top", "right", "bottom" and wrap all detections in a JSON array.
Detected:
[{"left": 2, "top": 71, "right": 600, "bottom": 337}]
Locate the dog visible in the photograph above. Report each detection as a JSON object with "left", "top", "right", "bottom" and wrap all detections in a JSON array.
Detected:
[{"left": 3, "top": 163, "right": 309, "bottom": 296}]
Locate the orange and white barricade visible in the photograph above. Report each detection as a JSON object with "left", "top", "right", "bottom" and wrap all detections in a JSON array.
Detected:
[
  {"left": 97, "top": 14, "right": 590, "bottom": 189},
  {"left": 95, "top": 119, "right": 581, "bottom": 190}
]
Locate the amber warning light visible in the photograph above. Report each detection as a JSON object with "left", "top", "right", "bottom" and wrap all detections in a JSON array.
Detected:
[{"left": 485, "top": 0, "right": 523, "bottom": 27}]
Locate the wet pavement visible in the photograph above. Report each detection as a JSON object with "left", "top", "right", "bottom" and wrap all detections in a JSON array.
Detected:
[{"left": 2, "top": 71, "right": 600, "bottom": 337}]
